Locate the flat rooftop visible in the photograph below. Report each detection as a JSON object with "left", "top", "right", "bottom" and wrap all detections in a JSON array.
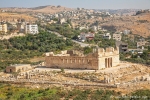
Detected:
[{"left": 9, "top": 64, "right": 30, "bottom": 67}]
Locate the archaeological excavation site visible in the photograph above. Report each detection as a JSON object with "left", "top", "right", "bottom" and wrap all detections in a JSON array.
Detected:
[{"left": 0, "top": 47, "right": 150, "bottom": 95}]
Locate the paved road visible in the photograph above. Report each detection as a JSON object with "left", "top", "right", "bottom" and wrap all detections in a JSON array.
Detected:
[
  {"left": 48, "top": 30, "right": 90, "bottom": 47},
  {"left": 72, "top": 40, "right": 90, "bottom": 47}
]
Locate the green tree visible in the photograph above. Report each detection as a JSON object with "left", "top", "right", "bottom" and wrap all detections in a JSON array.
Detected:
[{"left": 83, "top": 47, "right": 93, "bottom": 54}]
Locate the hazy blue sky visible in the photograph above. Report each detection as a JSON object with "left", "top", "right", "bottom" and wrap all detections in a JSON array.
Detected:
[{"left": 0, "top": 0, "right": 150, "bottom": 9}]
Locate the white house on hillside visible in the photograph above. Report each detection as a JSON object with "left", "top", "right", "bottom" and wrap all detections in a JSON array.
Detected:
[
  {"left": 103, "top": 33, "right": 111, "bottom": 39},
  {"left": 60, "top": 18, "right": 66, "bottom": 24},
  {"left": 113, "top": 33, "right": 122, "bottom": 41},
  {"left": 25, "top": 24, "right": 39, "bottom": 34},
  {"left": 78, "top": 32, "right": 95, "bottom": 42}
]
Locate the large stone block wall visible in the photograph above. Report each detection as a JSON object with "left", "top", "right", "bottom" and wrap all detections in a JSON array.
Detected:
[
  {"left": 112, "top": 54, "right": 120, "bottom": 67},
  {"left": 45, "top": 47, "right": 120, "bottom": 70},
  {"left": 97, "top": 47, "right": 119, "bottom": 69},
  {"left": 45, "top": 56, "right": 99, "bottom": 70},
  {"left": 6, "top": 67, "right": 16, "bottom": 73}
]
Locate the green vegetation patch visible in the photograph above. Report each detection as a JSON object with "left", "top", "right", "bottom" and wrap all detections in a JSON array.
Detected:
[{"left": 0, "top": 31, "right": 74, "bottom": 71}]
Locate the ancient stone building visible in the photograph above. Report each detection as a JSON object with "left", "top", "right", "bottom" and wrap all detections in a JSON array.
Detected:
[
  {"left": 6, "top": 64, "right": 32, "bottom": 73},
  {"left": 45, "top": 47, "right": 119, "bottom": 70}
]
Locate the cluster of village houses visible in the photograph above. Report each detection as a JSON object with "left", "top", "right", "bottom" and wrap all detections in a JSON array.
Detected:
[
  {"left": 34, "top": 8, "right": 113, "bottom": 23},
  {"left": 78, "top": 30, "right": 148, "bottom": 53},
  {"left": 0, "top": 21, "right": 38, "bottom": 35},
  {"left": 32, "top": 8, "right": 149, "bottom": 53},
  {"left": 0, "top": 17, "right": 148, "bottom": 54}
]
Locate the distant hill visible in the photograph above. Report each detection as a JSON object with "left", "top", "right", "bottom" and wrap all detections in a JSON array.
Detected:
[
  {"left": 30, "top": 5, "right": 50, "bottom": 10},
  {"left": 32, "top": 5, "right": 73, "bottom": 13},
  {"left": 1, "top": 5, "right": 73, "bottom": 14}
]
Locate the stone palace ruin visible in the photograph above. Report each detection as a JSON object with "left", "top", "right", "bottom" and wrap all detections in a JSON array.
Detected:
[{"left": 45, "top": 47, "right": 120, "bottom": 70}]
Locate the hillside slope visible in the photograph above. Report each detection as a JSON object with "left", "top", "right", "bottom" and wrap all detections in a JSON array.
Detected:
[
  {"left": 1, "top": 5, "right": 73, "bottom": 14},
  {"left": 101, "top": 12, "right": 150, "bottom": 37},
  {"left": 0, "top": 13, "right": 36, "bottom": 22}
]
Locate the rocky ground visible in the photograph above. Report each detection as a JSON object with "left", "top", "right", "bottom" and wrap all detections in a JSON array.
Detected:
[{"left": 1, "top": 62, "right": 150, "bottom": 94}]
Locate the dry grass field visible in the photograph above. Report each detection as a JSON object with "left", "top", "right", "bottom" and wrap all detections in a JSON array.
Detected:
[
  {"left": 0, "top": 13, "right": 36, "bottom": 22},
  {"left": 101, "top": 13, "right": 150, "bottom": 37}
]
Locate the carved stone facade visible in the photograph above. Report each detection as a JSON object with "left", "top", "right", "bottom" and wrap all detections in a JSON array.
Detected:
[{"left": 45, "top": 47, "right": 119, "bottom": 70}]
